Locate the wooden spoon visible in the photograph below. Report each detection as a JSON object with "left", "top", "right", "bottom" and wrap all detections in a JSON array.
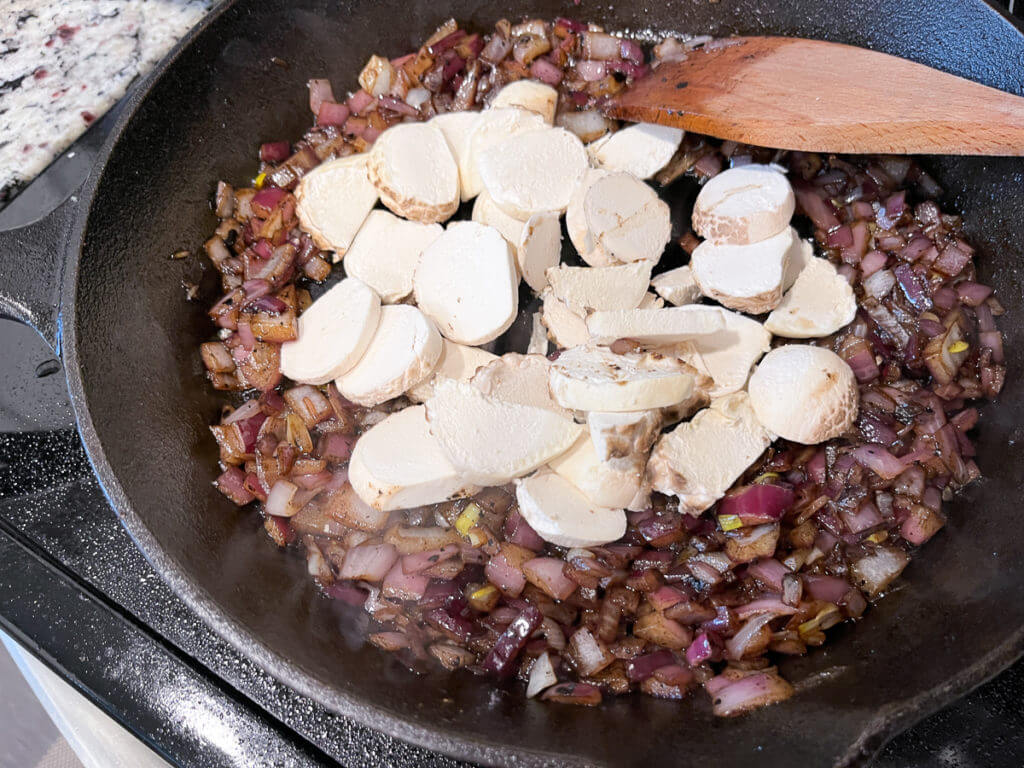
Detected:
[{"left": 606, "top": 37, "right": 1024, "bottom": 155}]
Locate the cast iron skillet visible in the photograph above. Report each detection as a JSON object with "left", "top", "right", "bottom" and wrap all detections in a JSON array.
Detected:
[{"left": 2, "top": 1, "right": 1024, "bottom": 765}]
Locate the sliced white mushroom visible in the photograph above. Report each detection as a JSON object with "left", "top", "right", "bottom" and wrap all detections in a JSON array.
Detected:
[
  {"left": 677, "top": 309, "right": 771, "bottom": 397},
  {"left": 280, "top": 278, "right": 381, "bottom": 385},
  {"left": 651, "top": 265, "right": 702, "bottom": 306},
  {"left": 407, "top": 339, "right": 498, "bottom": 403},
  {"left": 471, "top": 353, "right": 569, "bottom": 417},
  {"left": 549, "top": 434, "right": 645, "bottom": 510},
  {"left": 413, "top": 221, "right": 518, "bottom": 345},
  {"left": 690, "top": 226, "right": 802, "bottom": 314},
  {"left": 586, "top": 305, "right": 725, "bottom": 345},
  {"left": 342, "top": 210, "right": 443, "bottom": 303},
  {"left": 586, "top": 122, "right": 684, "bottom": 180},
  {"left": 783, "top": 237, "right": 814, "bottom": 290},
  {"left": 478, "top": 126, "right": 589, "bottom": 220},
  {"left": 462, "top": 107, "right": 547, "bottom": 200},
  {"left": 349, "top": 406, "right": 479, "bottom": 511},
  {"left": 583, "top": 172, "right": 671, "bottom": 263},
  {"left": 515, "top": 469, "right": 627, "bottom": 548},
  {"left": 540, "top": 289, "right": 590, "bottom": 349},
  {"left": 368, "top": 122, "right": 460, "bottom": 223},
  {"left": 638, "top": 291, "right": 664, "bottom": 309},
  {"left": 335, "top": 304, "right": 442, "bottom": 406},
  {"left": 588, "top": 409, "right": 663, "bottom": 461},
  {"left": 490, "top": 79, "right": 558, "bottom": 124},
  {"left": 691, "top": 164, "right": 795, "bottom": 245},
  {"left": 565, "top": 168, "right": 614, "bottom": 266},
  {"left": 527, "top": 311, "right": 549, "bottom": 355},
  {"left": 747, "top": 344, "right": 858, "bottom": 444},
  {"left": 546, "top": 261, "right": 652, "bottom": 316},
  {"left": 295, "top": 154, "right": 379, "bottom": 259},
  {"left": 647, "top": 392, "right": 774, "bottom": 514},
  {"left": 425, "top": 379, "right": 583, "bottom": 485},
  {"left": 472, "top": 191, "right": 526, "bottom": 259},
  {"left": 517, "top": 212, "right": 562, "bottom": 292},
  {"left": 549, "top": 344, "right": 698, "bottom": 412},
  {"left": 429, "top": 110, "right": 480, "bottom": 200},
  {"left": 765, "top": 257, "right": 858, "bottom": 338}
]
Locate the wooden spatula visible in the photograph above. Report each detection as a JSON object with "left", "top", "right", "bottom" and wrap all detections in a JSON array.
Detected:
[{"left": 606, "top": 37, "right": 1024, "bottom": 155}]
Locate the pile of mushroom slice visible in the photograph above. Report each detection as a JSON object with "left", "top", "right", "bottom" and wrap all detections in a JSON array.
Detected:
[{"left": 283, "top": 76, "right": 863, "bottom": 549}]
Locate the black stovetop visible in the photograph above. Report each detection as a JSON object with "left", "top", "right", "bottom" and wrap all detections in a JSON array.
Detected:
[{"left": 1, "top": 97, "right": 1023, "bottom": 768}]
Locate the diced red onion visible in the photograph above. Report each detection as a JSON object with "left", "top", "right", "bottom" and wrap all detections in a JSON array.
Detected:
[
  {"left": 323, "top": 581, "right": 368, "bottom": 606},
  {"left": 401, "top": 545, "right": 460, "bottom": 574},
  {"left": 503, "top": 509, "right": 544, "bottom": 551},
  {"left": 378, "top": 95, "right": 419, "bottom": 117},
  {"left": 648, "top": 585, "right": 685, "bottom": 611},
  {"left": 620, "top": 38, "right": 646, "bottom": 64},
  {"left": 382, "top": 561, "right": 429, "bottom": 601},
  {"left": 979, "top": 330, "right": 1004, "bottom": 363},
  {"left": 265, "top": 479, "right": 300, "bottom": 518},
  {"left": 581, "top": 31, "right": 622, "bottom": 60},
  {"left": 214, "top": 466, "right": 255, "bottom": 505},
  {"left": 863, "top": 268, "right": 895, "bottom": 300},
  {"left": 317, "top": 100, "right": 351, "bottom": 126},
  {"left": 794, "top": 182, "right": 841, "bottom": 231},
  {"left": 746, "top": 558, "right": 791, "bottom": 591},
  {"left": 710, "top": 672, "right": 793, "bottom": 717},
  {"left": 894, "top": 264, "right": 932, "bottom": 311},
  {"left": 318, "top": 432, "right": 354, "bottom": 463},
  {"left": 718, "top": 483, "right": 795, "bottom": 525},
  {"left": 576, "top": 60, "right": 607, "bottom": 81},
  {"left": 482, "top": 605, "right": 543, "bottom": 677},
  {"left": 308, "top": 78, "right": 334, "bottom": 115},
  {"left": 523, "top": 557, "right": 576, "bottom": 600},
  {"left": 347, "top": 89, "right": 374, "bottom": 115},
  {"left": 803, "top": 573, "right": 851, "bottom": 604},
  {"left": 251, "top": 187, "right": 287, "bottom": 214},
  {"left": 626, "top": 650, "right": 675, "bottom": 682},
  {"left": 485, "top": 552, "right": 526, "bottom": 597},
  {"left": 957, "top": 281, "right": 993, "bottom": 307},
  {"left": 934, "top": 244, "right": 972, "bottom": 276},
  {"left": 685, "top": 632, "right": 715, "bottom": 665},
  {"left": 530, "top": 57, "right": 563, "bottom": 85},
  {"left": 901, "top": 504, "right": 945, "bottom": 545},
  {"left": 840, "top": 501, "right": 883, "bottom": 534},
  {"left": 827, "top": 225, "right": 853, "bottom": 249},
  {"left": 734, "top": 597, "right": 797, "bottom": 620},
  {"left": 260, "top": 141, "right": 291, "bottom": 163},
  {"left": 426, "top": 607, "right": 475, "bottom": 641},
  {"left": 339, "top": 543, "right": 398, "bottom": 582},
  {"left": 725, "top": 613, "right": 775, "bottom": 660},
  {"left": 852, "top": 444, "right": 907, "bottom": 479}
]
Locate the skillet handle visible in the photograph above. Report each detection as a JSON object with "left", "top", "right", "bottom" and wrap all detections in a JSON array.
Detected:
[{"left": 0, "top": 195, "right": 78, "bottom": 353}]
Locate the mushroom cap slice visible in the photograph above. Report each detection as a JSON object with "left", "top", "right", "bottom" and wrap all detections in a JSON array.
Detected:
[
  {"left": 692, "top": 164, "right": 795, "bottom": 245},
  {"left": 765, "top": 257, "right": 858, "bottom": 338},
  {"left": 425, "top": 379, "right": 583, "bottom": 486},
  {"left": 349, "top": 406, "right": 480, "bottom": 511},
  {"left": 747, "top": 344, "right": 859, "bottom": 444}
]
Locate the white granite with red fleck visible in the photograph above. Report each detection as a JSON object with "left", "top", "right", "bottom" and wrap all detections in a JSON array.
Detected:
[{"left": 0, "top": 0, "right": 212, "bottom": 205}]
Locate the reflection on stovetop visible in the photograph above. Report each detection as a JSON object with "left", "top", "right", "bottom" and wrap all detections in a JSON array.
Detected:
[{"left": 1, "top": 313, "right": 1022, "bottom": 767}]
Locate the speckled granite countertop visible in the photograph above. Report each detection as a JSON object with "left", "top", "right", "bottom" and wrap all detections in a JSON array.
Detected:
[{"left": 0, "top": 0, "right": 214, "bottom": 207}]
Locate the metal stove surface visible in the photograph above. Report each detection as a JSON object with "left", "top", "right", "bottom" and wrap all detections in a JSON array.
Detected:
[{"left": 1, "top": 103, "right": 1023, "bottom": 768}]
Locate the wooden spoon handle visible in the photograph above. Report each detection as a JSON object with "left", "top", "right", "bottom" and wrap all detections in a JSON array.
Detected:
[{"left": 608, "top": 37, "right": 1024, "bottom": 155}]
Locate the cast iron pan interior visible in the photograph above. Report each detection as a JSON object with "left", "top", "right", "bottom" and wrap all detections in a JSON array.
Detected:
[{"left": 63, "top": 0, "right": 1024, "bottom": 765}]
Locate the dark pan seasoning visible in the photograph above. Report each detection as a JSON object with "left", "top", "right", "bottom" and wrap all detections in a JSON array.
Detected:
[{"left": 196, "top": 17, "right": 1006, "bottom": 715}]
